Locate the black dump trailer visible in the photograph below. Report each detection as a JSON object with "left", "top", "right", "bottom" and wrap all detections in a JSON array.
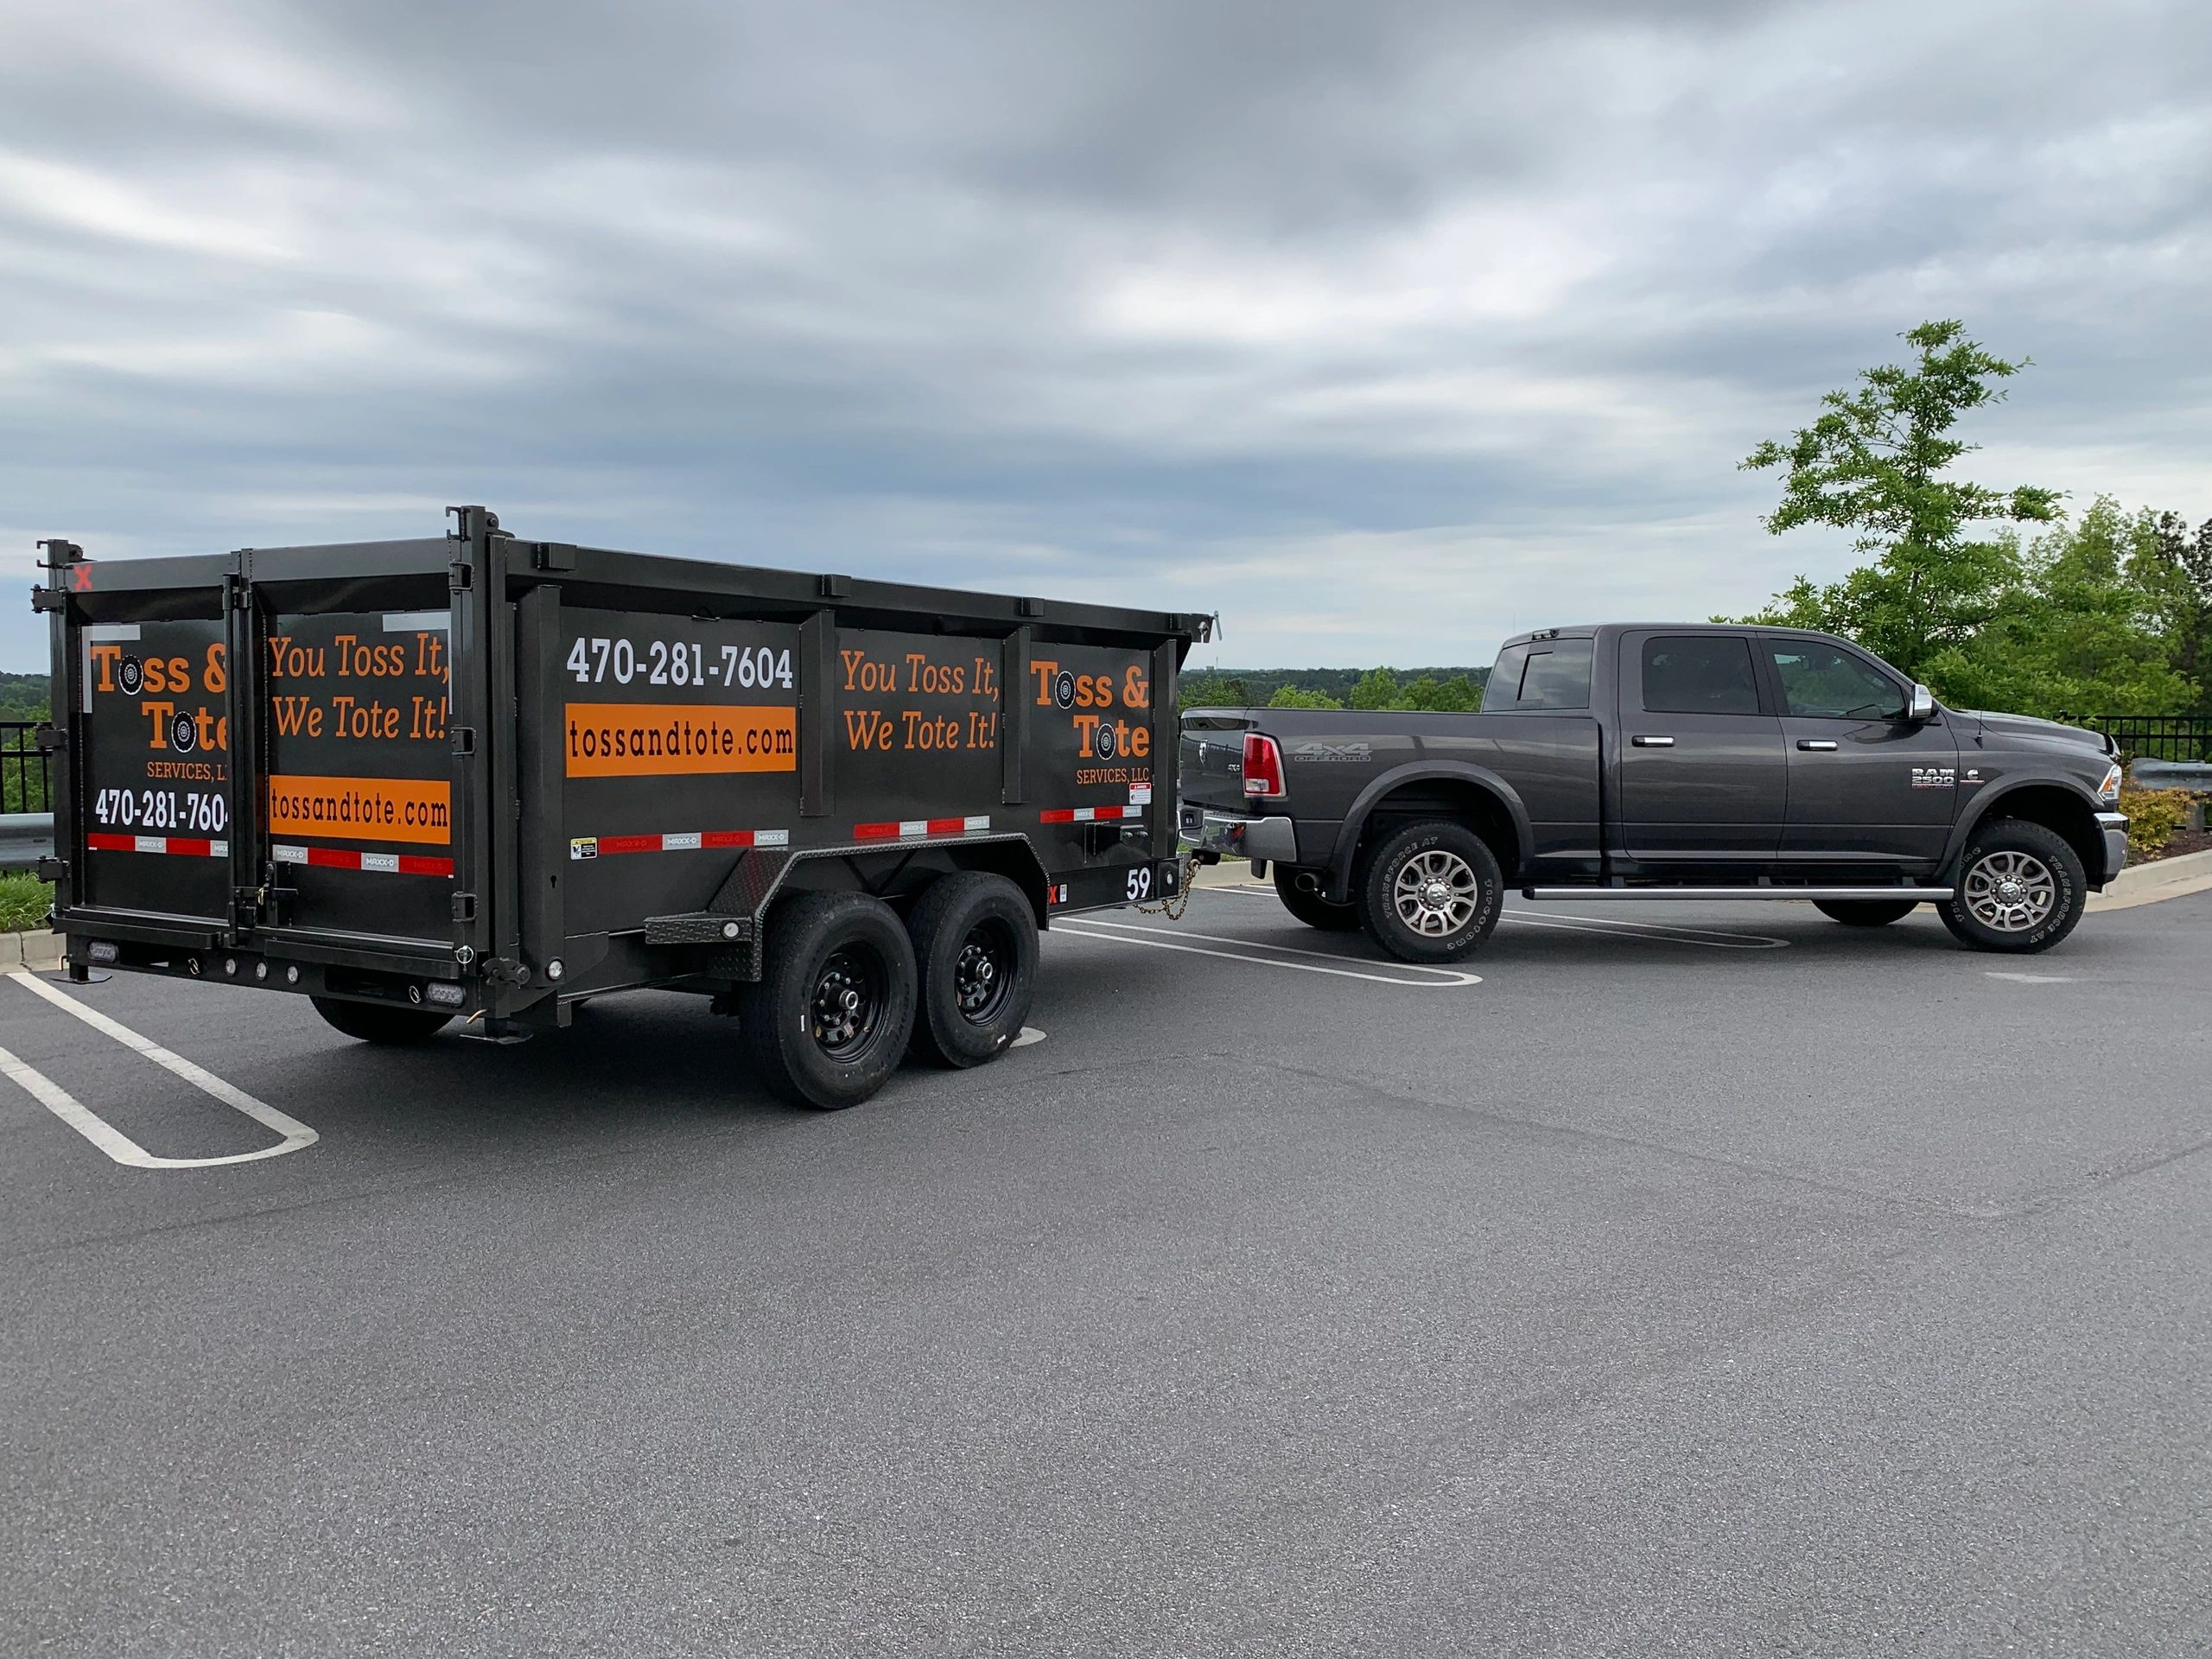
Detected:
[{"left": 32, "top": 507, "right": 1205, "bottom": 1106}]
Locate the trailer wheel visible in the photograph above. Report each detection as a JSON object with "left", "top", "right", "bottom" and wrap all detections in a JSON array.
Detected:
[
  {"left": 1273, "top": 866, "right": 1360, "bottom": 931},
  {"left": 309, "top": 996, "right": 453, "bottom": 1045},
  {"left": 906, "top": 872, "right": 1037, "bottom": 1067},
  {"left": 739, "top": 892, "right": 917, "bottom": 1109},
  {"left": 1357, "top": 820, "right": 1502, "bottom": 963}
]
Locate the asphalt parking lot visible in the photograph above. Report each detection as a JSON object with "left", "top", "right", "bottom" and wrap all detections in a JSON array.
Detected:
[{"left": 4, "top": 887, "right": 2209, "bottom": 1657}]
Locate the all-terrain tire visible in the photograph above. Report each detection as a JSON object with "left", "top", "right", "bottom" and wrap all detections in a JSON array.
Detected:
[
  {"left": 1937, "top": 819, "right": 2087, "bottom": 954},
  {"left": 906, "top": 872, "right": 1037, "bottom": 1068},
  {"left": 1274, "top": 866, "right": 1360, "bottom": 931},
  {"left": 1356, "top": 820, "right": 1503, "bottom": 963},
  {"left": 738, "top": 892, "right": 917, "bottom": 1108},
  {"left": 1813, "top": 899, "right": 1921, "bottom": 927},
  {"left": 309, "top": 996, "right": 453, "bottom": 1045}
]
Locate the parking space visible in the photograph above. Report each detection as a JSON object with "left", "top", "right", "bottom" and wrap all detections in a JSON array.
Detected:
[{"left": 3, "top": 887, "right": 2210, "bottom": 1655}]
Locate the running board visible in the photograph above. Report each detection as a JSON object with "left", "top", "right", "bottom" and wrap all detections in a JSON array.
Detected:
[{"left": 1521, "top": 887, "right": 1952, "bottom": 902}]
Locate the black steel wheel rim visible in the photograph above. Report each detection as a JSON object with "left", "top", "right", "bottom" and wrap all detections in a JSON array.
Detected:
[
  {"left": 810, "top": 946, "right": 886, "bottom": 1058},
  {"left": 951, "top": 918, "right": 1015, "bottom": 1027}
]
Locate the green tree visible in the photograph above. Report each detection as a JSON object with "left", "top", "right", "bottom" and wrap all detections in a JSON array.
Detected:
[
  {"left": 1178, "top": 672, "right": 1251, "bottom": 709},
  {"left": 1266, "top": 683, "right": 1343, "bottom": 709},
  {"left": 1917, "top": 499, "right": 2196, "bottom": 717},
  {"left": 1739, "top": 320, "right": 2063, "bottom": 677},
  {"left": 1348, "top": 667, "right": 1400, "bottom": 709},
  {"left": 2143, "top": 511, "right": 2212, "bottom": 714}
]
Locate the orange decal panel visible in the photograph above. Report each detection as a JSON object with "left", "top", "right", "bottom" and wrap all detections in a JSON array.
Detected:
[
  {"left": 564, "top": 702, "right": 798, "bottom": 778},
  {"left": 267, "top": 775, "right": 452, "bottom": 845}
]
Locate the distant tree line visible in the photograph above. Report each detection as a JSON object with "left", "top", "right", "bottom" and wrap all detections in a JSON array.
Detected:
[{"left": 1178, "top": 665, "right": 1490, "bottom": 712}]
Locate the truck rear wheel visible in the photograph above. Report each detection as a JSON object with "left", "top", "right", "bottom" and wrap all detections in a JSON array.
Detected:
[
  {"left": 1357, "top": 820, "right": 1503, "bottom": 963},
  {"left": 906, "top": 872, "right": 1037, "bottom": 1067},
  {"left": 1937, "top": 820, "right": 2087, "bottom": 954},
  {"left": 1813, "top": 899, "right": 1920, "bottom": 927},
  {"left": 309, "top": 996, "right": 452, "bottom": 1045},
  {"left": 739, "top": 892, "right": 917, "bottom": 1109},
  {"left": 1274, "top": 866, "right": 1360, "bottom": 931}
]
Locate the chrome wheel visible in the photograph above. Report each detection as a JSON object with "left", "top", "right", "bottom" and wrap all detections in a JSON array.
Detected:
[
  {"left": 1392, "top": 849, "right": 1480, "bottom": 937},
  {"left": 951, "top": 920, "right": 1014, "bottom": 1026},
  {"left": 810, "top": 948, "right": 884, "bottom": 1056},
  {"left": 1962, "top": 849, "right": 2056, "bottom": 933}
]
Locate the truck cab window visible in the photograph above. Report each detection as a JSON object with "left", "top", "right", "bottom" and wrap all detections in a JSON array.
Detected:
[
  {"left": 1768, "top": 643, "right": 1905, "bottom": 719},
  {"left": 1482, "top": 638, "right": 1592, "bottom": 711},
  {"left": 1640, "top": 636, "right": 1759, "bottom": 715}
]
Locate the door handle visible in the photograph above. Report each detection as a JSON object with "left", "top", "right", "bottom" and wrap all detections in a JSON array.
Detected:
[
  {"left": 1796, "top": 739, "right": 1839, "bottom": 751},
  {"left": 1631, "top": 734, "right": 1674, "bottom": 747}
]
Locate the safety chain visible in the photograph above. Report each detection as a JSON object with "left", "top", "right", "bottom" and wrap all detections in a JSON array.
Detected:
[{"left": 1137, "top": 849, "right": 1206, "bottom": 921}]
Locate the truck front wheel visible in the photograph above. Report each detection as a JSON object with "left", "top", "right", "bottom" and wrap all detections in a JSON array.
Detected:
[
  {"left": 1357, "top": 821, "right": 1503, "bottom": 963},
  {"left": 309, "top": 996, "right": 452, "bottom": 1045},
  {"left": 739, "top": 892, "right": 917, "bottom": 1108},
  {"left": 1274, "top": 866, "right": 1359, "bottom": 931},
  {"left": 906, "top": 872, "right": 1037, "bottom": 1067},
  {"left": 1937, "top": 820, "right": 2087, "bottom": 954}
]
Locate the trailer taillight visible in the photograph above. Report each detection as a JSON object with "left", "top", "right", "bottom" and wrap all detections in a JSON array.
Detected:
[{"left": 1243, "top": 733, "right": 1286, "bottom": 800}]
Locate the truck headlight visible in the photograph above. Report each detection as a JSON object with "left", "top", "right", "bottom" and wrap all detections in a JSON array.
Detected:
[{"left": 2096, "top": 764, "right": 2121, "bottom": 804}]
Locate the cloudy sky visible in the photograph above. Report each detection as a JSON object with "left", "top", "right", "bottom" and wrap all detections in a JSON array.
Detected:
[{"left": 3, "top": 0, "right": 2208, "bottom": 672}]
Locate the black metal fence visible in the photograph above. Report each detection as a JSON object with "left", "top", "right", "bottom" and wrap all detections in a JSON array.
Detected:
[
  {"left": 2, "top": 721, "right": 49, "bottom": 813},
  {"left": 2056, "top": 715, "right": 2212, "bottom": 763}
]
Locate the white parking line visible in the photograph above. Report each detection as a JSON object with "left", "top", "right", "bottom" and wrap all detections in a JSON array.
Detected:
[
  {"left": 2, "top": 970, "right": 318, "bottom": 1168},
  {"left": 1054, "top": 918, "right": 1481, "bottom": 987},
  {"left": 1497, "top": 912, "right": 1789, "bottom": 950},
  {"left": 1205, "top": 884, "right": 1786, "bottom": 950}
]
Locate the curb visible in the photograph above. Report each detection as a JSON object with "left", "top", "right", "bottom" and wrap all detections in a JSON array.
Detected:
[{"left": 0, "top": 929, "right": 64, "bottom": 970}]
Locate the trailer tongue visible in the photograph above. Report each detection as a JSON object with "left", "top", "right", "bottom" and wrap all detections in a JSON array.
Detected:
[{"left": 36, "top": 508, "right": 1206, "bottom": 1107}]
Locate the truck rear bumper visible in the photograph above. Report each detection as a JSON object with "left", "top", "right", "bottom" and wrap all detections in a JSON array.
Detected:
[
  {"left": 1181, "top": 806, "right": 1299, "bottom": 867},
  {"left": 2095, "top": 811, "right": 2128, "bottom": 884}
]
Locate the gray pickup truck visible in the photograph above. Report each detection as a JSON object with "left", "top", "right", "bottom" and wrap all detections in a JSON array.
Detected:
[{"left": 1181, "top": 623, "right": 2127, "bottom": 960}]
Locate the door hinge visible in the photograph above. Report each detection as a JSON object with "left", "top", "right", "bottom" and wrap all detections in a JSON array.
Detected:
[
  {"left": 35, "top": 855, "right": 65, "bottom": 883},
  {"left": 448, "top": 559, "right": 474, "bottom": 591},
  {"left": 451, "top": 892, "right": 478, "bottom": 922},
  {"left": 450, "top": 726, "right": 476, "bottom": 756},
  {"left": 31, "top": 587, "right": 67, "bottom": 613},
  {"left": 33, "top": 721, "right": 64, "bottom": 753}
]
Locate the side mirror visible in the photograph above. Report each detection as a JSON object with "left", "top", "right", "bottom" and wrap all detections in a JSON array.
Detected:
[{"left": 1908, "top": 683, "right": 1936, "bottom": 722}]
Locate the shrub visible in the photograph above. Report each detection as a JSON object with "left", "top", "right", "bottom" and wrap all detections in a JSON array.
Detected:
[
  {"left": 2119, "top": 787, "right": 2195, "bottom": 858},
  {"left": 0, "top": 874, "right": 53, "bottom": 932}
]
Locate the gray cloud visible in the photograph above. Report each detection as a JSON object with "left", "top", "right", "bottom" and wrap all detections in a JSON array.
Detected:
[{"left": 3, "top": 0, "right": 2209, "bottom": 671}]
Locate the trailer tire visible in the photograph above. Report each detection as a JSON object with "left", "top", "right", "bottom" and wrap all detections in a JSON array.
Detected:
[
  {"left": 906, "top": 872, "right": 1037, "bottom": 1067},
  {"left": 1357, "top": 820, "right": 1502, "bottom": 963},
  {"left": 1937, "top": 819, "right": 2087, "bottom": 954},
  {"left": 1813, "top": 899, "right": 1920, "bottom": 927},
  {"left": 309, "top": 996, "right": 452, "bottom": 1045},
  {"left": 739, "top": 892, "right": 917, "bottom": 1109},
  {"left": 1274, "top": 866, "right": 1360, "bottom": 931}
]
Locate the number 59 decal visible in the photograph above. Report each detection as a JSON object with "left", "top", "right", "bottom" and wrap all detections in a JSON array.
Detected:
[{"left": 1125, "top": 866, "right": 1154, "bottom": 900}]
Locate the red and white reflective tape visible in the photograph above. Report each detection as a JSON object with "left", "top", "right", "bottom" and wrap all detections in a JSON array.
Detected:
[
  {"left": 852, "top": 816, "right": 992, "bottom": 842},
  {"left": 1039, "top": 805, "right": 1141, "bottom": 823},
  {"left": 274, "top": 843, "right": 454, "bottom": 877},
  {"left": 86, "top": 833, "right": 228, "bottom": 858},
  {"left": 569, "top": 828, "right": 790, "bottom": 860}
]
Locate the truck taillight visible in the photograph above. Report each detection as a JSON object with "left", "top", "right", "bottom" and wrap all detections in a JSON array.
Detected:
[{"left": 1243, "top": 733, "right": 1286, "bottom": 799}]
